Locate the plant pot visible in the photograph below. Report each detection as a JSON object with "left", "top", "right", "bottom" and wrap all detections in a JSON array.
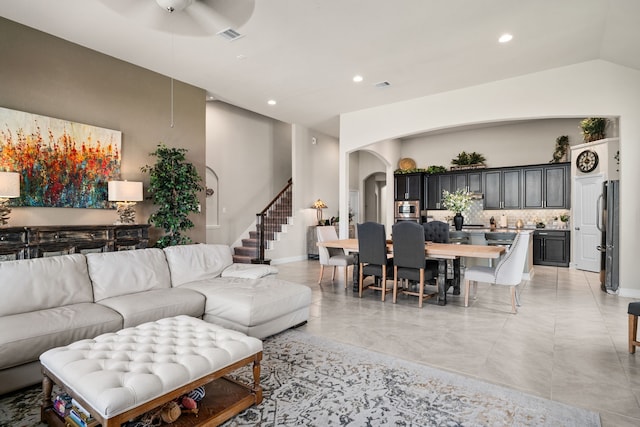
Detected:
[{"left": 453, "top": 213, "right": 464, "bottom": 231}]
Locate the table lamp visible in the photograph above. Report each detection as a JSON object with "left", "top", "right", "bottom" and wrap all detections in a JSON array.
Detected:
[
  {"left": 312, "top": 199, "right": 328, "bottom": 225},
  {"left": 0, "top": 171, "right": 20, "bottom": 226},
  {"left": 108, "top": 180, "right": 143, "bottom": 224}
]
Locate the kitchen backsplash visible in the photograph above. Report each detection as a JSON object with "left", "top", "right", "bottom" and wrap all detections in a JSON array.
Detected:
[{"left": 427, "top": 199, "right": 571, "bottom": 229}]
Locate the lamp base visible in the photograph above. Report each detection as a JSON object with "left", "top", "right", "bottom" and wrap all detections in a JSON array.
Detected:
[
  {"left": 115, "top": 202, "right": 137, "bottom": 225},
  {"left": 0, "top": 198, "right": 11, "bottom": 226}
]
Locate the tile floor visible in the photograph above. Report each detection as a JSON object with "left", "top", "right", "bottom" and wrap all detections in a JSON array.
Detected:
[{"left": 275, "top": 259, "right": 640, "bottom": 427}]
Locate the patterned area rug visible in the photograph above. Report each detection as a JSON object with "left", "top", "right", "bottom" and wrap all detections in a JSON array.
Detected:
[{"left": 0, "top": 330, "right": 600, "bottom": 427}]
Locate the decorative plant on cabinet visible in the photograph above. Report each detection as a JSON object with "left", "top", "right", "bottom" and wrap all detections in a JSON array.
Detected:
[
  {"left": 580, "top": 117, "right": 607, "bottom": 142},
  {"left": 141, "top": 143, "right": 203, "bottom": 248}
]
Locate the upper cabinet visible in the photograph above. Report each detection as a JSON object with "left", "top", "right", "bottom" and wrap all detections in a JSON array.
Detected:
[
  {"left": 522, "top": 163, "right": 570, "bottom": 209},
  {"left": 425, "top": 173, "right": 451, "bottom": 210},
  {"left": 483, "top": 168, "right": 521, "bottom": 210},
  {"left": 394, "top": 173, "right": 423, "bottom": 201}
]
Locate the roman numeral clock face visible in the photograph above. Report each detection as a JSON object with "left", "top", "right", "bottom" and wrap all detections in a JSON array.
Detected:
[{"left": 576, "top": 149, "right": 599, "bottom": 173}]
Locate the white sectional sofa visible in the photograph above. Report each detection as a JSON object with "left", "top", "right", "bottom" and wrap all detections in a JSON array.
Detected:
[{"left": 0, "top": 244, "right": 311, "bottom": 395}]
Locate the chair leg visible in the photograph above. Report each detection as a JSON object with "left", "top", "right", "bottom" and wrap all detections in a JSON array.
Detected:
[
  {"left": 331, "top": 266, "right": 336, "bottom": 282},
  {"left": 418, "top": 269, "right": 424, "bottom": 308},
  {"left": 358, "top": 263, "right": 364, "bottom": 298},
  {"left": 630, "top": 313, "right": 638, "bottom": 354},
  {"left": 344, "top": 266, "right": 349, "bottom": 289},
  {"left": 510, "top": 286, "right": 517, "bottom": 314},
  {"left": 393, "top": 266, "right": 398, "bottom": 303},
  {"left": 464, "top": 279, "right": 470, "bottom": 307},
  {"left": 317, "top": 265, "right": 325, "bottom": 285},
  {"left": 381, "top": 265, "right": 387, "bottom": 302}
]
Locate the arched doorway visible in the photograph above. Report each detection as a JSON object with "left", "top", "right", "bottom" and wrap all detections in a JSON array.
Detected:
[{"left": 363, "top": 172, "right": 386, "bottom": 223}]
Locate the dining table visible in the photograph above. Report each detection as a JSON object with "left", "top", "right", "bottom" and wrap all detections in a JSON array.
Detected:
[{"left": 317, "top": 238, "right": 506, "bottom": 305}]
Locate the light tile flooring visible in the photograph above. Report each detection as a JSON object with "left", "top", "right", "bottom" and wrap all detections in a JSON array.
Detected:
[{"left": 275, "top": 260, "right": 640, "bottom": 427}]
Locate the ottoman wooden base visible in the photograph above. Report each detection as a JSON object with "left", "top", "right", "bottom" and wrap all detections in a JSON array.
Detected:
[{"left": 41, "top": 352, "right": 262, "bottom": 427}]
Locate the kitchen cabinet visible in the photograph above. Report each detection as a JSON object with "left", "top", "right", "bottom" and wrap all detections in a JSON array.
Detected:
[
  {"left": 394, "top": 173, "right": 423, "bottom": 201},
  {"left": 425, "top": 173, "right": 452, "bottom": 210},
  {"left": 451, "top": 171, "right": 482, "bottom": 193},
  {"left": 522, "top": 163, "right": 570, "bottom": 209},
  {"left": 483, "top": 168, "right": 521, "bottom": 210},
  {"left": 533, "top": 230, "right": 570, "bottom": 267}
]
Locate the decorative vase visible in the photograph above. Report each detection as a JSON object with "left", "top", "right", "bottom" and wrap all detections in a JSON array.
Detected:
[{"left": 453, "top": 213, "right": 464, "bottom": 231}]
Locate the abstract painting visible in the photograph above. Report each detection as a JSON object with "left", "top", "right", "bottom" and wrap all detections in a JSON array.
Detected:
[{"left": 0, "top": 107, "right": 121, "bottom": 208}]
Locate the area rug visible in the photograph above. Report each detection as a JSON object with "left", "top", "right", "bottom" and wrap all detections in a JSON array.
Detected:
[{"left": 0, "top": 330, "right": 600, "bottom": 427}]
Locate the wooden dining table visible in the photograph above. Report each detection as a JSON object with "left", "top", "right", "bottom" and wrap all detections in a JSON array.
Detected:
[{"left": 317, "top": 238, "right": 506, "bottom": 305}]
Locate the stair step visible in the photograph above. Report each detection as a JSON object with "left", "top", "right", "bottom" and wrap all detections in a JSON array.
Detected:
[
  {"left": 232, "top": 255, "right": 253, "bottom": 264},
  {"left": 242, "top": 238, "right": 258, "bottom": 247},
  {"left": 234, "top": 246, "right": 258, "bottom": 257}
]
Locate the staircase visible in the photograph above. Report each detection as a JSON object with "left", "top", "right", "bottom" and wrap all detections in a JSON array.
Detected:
[{"left": 233, "top": 179, "right": 292, "bottom": 264}]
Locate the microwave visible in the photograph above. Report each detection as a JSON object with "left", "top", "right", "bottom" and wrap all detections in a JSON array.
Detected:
[{"left": 395, "top": 200, "right": 420, "bottom": 219}]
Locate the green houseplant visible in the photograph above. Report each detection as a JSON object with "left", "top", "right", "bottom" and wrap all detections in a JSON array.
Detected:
[
  {"left": 141, "top": 143, "right": 203, "bottom": 248},
  {"left": 451, "top": 151, "right": 486, "bottom": 168},
  {"left": 550, "top": 135, "right": 570, "bottom": 163},
  {"left": 580, "top": 117, "right": 607, "bottom": 142}
]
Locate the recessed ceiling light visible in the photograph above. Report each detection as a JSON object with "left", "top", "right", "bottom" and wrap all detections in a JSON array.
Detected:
[
  {"left": 267, "top": 100, "right": 277, "bottom": 106},
  {"left": 498, "top": 33, "right": 513, "bottom": 43},
  {"left": 353, "top": 75, "right": 363, "bottom": 83}
]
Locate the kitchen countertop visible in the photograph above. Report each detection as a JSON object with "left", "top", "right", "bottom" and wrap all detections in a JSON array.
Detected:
[{"left": 452, "top": 227, "right": 569, "bottom": 232}]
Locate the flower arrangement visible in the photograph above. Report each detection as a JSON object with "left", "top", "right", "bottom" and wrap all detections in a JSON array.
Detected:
[{"left": 441, "top": 189, "right": 473, "bottom": 214}]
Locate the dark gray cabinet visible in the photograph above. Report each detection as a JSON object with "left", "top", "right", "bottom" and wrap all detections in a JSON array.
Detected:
[
  {"left": 483, "top": 168, "right": 521, "bottom": 210},
  {"left": 451, "top": 171, "right": 482, "bottom": 193},
  {"left": 425, "top": 173, "right": 452, "bottom": 209},
  {"left": 522, "top": 163, "right": 570, "bottom": 209},
  {"left": 394, "top": 173, "right": 423, "bottom": 201},
  {"left": 533, "top": 230, "right": 570, "bottom": 267}
]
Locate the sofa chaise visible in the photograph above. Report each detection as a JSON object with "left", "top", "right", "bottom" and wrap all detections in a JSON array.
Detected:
[{"left": 0, "top": 244, "right": 311, "bottom": 395}]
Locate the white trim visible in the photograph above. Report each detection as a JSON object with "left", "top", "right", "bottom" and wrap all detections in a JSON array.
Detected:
[
  {"left": 618, "top": 288, "right": 640, "bottom": 299},
  {"left": 271, "top": 255, "right": 308, "bottom": 265}
]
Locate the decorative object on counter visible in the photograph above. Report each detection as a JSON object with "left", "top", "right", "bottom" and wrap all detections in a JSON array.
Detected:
[
  {"left": 516, "top": 219, "right": 524, "bottom": 229},
  {"left": 489, "top": 216, "right": 496, "bottom": 231},
  {"left": 580, "top": 117, "right": 607, "bottom": 142},
  {"left": 550, "top": 135, "right": 570, "bottom": 163},
  {"left": 141, "top": 143, "right": 203, "bottom": 248},
  {"left": 108, "top": 180, "right": 143, "bottom": 224},
  {"left": 450, "top": 151, "right": 486, "bottom": 170},
  {"left": 499, "top": 214, "right": 508, "bottom": 228},
  {"left": 425, "top": 165, "right": 447, "bottom": 174},
  {"left": 560, "top": 214, "right": 570, "bottom": 228},
  {"left": 312, "top": 199, "right": 328, "bottom": 225},
  {"left": 0, "top": 171, "right": 20, "bottom": 226},
  {"left": 441, "top": 189, "right": 472, "bottom": 230},
  {"left": 535, "top": 221, "right": 545, "bottom": 229},
  {"left": 398, "top": 157, "right": 417, "bottom": 171}
]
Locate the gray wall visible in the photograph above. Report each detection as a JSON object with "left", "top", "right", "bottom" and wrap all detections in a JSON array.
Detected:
[{"left": 0, "top": 17, "right": 206, "bottom": 244}]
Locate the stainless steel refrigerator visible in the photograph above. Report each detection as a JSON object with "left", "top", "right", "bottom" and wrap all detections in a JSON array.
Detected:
[{"left": 597, "top": 180, "right": 620, "bottom": 293}]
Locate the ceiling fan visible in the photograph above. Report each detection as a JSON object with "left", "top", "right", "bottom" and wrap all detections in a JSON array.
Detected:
[{"left": 98, "top": 0, "right": 256, "bottom": 37}]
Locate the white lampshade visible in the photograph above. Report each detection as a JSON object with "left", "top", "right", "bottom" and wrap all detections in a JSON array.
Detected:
[
  {"left": 108, "top": 181, "right": 143, "bottom": 202},
  {"left": 0, "top": 172, "right": 20, "bottom": 198}
]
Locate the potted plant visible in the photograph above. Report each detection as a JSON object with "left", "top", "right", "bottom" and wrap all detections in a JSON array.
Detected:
[
  {"left": 550, "top": 135, "right": 570, "bottom": 163},
  {"left": 580, "top": 118, "right": 607, "bottom": 142},
  {"left": 441, "top": 189, "right": 473, "bottom": 230},
  {"left": 560, "top": 214, "right": 570, "bottom": 229},
  {"left": 450, "top": 151, "right": 486, "bottom": 170},
  {"left": 141, "top": 143, "right": 203, "bottom": 248}
]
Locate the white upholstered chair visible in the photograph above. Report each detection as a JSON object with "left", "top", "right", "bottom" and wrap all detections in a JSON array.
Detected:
[
  {"left": 463, "top": 231, "right": 530, "bottom": 313},
  {"left": 316, "top": 226, "right": 355, "bottom": 288}
]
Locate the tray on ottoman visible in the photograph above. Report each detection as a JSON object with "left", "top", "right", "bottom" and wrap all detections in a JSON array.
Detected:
[{"left": 40, "top": 316, "right": 263, "bottom": 427}]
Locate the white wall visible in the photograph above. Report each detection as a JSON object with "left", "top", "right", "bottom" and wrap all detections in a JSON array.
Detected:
[
  {"left": 340, "top": 60, "right": 640, "bottom": 297},
  {"left": 401, "top": 118, "right": 588, "bottom": 169}
]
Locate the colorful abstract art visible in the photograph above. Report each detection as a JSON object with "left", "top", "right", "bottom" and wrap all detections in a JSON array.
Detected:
[{"left": 0, "top": 107, "right": 121, "bottom": 208}]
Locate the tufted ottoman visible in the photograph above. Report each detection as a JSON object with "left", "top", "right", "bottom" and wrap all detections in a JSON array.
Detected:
[{"left": 40, "top": 315, "right": 263, "bottom": 427}]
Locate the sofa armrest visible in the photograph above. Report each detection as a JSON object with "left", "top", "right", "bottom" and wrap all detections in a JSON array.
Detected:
[{"left": 221, "top": 263, "right": 278, "bottom": 279}]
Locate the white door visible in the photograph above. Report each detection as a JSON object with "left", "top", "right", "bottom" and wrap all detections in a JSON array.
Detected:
[{"left": 573, "top": 175, "right": 604, "bottom": 272}]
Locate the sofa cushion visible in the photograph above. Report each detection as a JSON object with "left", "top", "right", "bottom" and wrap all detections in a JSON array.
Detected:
[
  {"left": 0, "top": 303, "right": 122, "bottom": 370},
  {"left": 221, "top": 263, "right": 279, "bottom": 279},
  {"left": 182, "top": 277, "right": 311, "bottom": 330},
  {"left": 163, "top": 244, "right": 233, "bottom": 287},
  {"left": 0, "top": 254, "right": 93, "bottom": 317},
  {"left": 86, "top": 248, "right": 172, "bottom": 302},
  {"left": 96, "top": 288, "right": 205, "bottom": 328}
]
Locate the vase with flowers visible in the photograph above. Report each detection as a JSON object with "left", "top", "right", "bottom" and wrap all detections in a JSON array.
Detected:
[{"left": 441, "top": 189, "right": 473, "bottom": 230}]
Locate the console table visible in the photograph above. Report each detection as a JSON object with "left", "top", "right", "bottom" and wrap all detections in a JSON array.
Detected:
[{"left": 0, "top": 224, "right": 150, "bottom": 262}]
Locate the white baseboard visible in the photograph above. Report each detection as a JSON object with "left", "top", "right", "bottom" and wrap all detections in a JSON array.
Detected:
[{"left": 271, "top": 255, "right": 308, "bottom": 265}]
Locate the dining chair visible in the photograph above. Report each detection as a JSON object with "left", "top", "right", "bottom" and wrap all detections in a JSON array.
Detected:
[
  {"left": 316, "top": 225, "right": 356, "bottom": 288},
  {"left": 392, "top": 221, "right": 435, "bottom": 308},
  {"left": 463, "top": 231, "right": 530, "bottom": 313},
  {"left": 357, "top": 222, "right": 393, "bottom": 301},
  {"left": 422, "top": 220, "right": 450, "bottom": 282}
]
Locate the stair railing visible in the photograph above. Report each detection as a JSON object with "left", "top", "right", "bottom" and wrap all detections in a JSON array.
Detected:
[{"left": 253, "top": 178, "right": 292, "bottom": 264}]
